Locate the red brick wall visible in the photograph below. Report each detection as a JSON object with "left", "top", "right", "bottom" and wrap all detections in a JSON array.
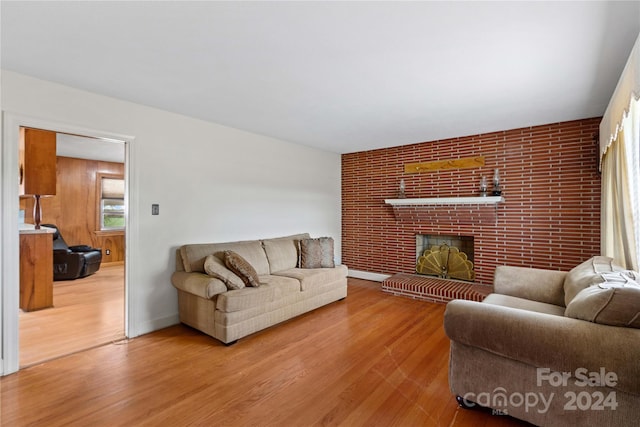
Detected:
[{"left": 342, "top": 118, "right": 601, "bottom": 285}]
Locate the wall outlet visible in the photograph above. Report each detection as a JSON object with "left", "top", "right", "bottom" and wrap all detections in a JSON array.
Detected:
[
  {"left": 152, "top": 204, "right": 159, "bottom": 215},
  {"left": 105, "top": 249, "right": 111, "bottom": 255}
]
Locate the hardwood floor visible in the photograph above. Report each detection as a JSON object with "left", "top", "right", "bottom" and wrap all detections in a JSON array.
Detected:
[
  {"left": 19, "top": 264, "right": 125, "bottom": 367},
  {"left": 3, "top": 278, "right": 530, "bottom": 426}
]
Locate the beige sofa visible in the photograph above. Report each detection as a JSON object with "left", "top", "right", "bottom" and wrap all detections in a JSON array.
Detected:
[
  {"left": 172, "top": 233, "right": 347, "bottom": 344},
  {"left": 444, "top": 256, "right": 640, "bottom": 426}
]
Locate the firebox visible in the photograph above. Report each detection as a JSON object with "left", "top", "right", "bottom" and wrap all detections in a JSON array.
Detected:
[{"left": 415, "top": 234, "right": 475, "bottom": 282}]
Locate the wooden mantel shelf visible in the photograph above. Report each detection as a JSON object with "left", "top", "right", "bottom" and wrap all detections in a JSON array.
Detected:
[{"left": 384, "top": 196, "right": 504, "bottom": 206}]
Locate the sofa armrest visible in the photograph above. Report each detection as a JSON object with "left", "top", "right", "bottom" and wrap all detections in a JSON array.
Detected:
[
  {"left": 444, "top": 299, "right": 640, "bottom": 395},
  {"left": 494, "top": 265, "right": 567, "bottom": 306},
  {"left": 171, "top": 271, "right": 228, "bottom": 299}
]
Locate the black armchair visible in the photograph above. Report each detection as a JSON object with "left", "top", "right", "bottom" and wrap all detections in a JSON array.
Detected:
[{"left": 42, "top": 224, "right": 103, "bottom": 280}]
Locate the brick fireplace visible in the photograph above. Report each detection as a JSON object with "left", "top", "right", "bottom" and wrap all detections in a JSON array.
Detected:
[{"left": 342, "top": 118, "right": 601, "bottom": 285}]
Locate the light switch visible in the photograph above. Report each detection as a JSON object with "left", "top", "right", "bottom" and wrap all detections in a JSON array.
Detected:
[{"left": 152, "top": 204, "right": 159, "bottom": 215}]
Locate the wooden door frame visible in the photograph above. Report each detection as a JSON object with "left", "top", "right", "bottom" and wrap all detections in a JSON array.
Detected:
[{"left": 1, "top": 112, "right": 136, "bottom": 375}]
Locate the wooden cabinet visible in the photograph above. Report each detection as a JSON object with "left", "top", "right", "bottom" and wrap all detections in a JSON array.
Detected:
[
  {"left": 19, "top": 127, "right": 57, "bottom": 196},
  {"left": 20, "top": 231, "right": 54, "bottom": 311}
]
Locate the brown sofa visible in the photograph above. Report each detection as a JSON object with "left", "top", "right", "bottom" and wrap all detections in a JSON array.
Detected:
[
  {"left": 172, "top": 233, "right": 347, "bottom": 344},
  {"left": 444, "top": 256, "right": 640, "bottom": 426}
]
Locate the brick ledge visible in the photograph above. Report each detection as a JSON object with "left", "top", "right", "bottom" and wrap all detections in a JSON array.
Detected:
[{"left": 381, "top": 273, "right": 492, "bottom": 304}]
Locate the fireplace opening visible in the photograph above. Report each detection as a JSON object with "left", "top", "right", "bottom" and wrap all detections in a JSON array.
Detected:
[{"left": 415, "top": 234, "right": 475, "bottom": 282}]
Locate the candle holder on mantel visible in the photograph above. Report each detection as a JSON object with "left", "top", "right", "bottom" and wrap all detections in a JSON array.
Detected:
[
  {"left": 492, "top": 169, "right": 502, "bottom": 196},
  {"left": 479, "top": 176, "right": 488, "bottom": 197},
  {"left": 398, "top": 179, "right": 406, "bottom": 199}
]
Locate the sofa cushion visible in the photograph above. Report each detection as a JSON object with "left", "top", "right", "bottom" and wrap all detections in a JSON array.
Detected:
[
  {"left": 493, "top": 265, "right": 567, "bottom": 307},
  {"left": 274, "top": 264, "right": 348, "bottom": 291},
  {"left": 482, "top": 293, "right": 566, "bottom": 317},
  {"left": 262, "top": 233, "right": 310, "bottom": 273},
  {"left": 300, "top": 237, "right": 335, "bottom": 268},
  {"left": 563, "top": 256, "right": 622, "bottom": 306},
  {"left": 180, "top": 240, "right": 270, "bottom": 275},
  {"left": 216, "top": 275, "right": 300, "bottom": 313},
  {"left": 204, "top": 254, "right": 245, "bottom": 290},
  {"left": 565, "top": 273, "right": 640, "bottom": 328},
  {"left": 224, "top": 250, "right": 261, "bottom": 287}
]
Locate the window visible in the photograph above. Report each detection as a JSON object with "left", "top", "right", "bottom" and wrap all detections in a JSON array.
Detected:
[{"left": 98, "top": 175, "right": 125, "bottom": 231}]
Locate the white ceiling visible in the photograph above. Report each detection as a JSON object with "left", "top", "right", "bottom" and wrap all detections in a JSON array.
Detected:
[
  {"left": 56, "top": 133, "right": 125, "bottom": 164},
  {"left": 2, "top": 1, "right": 639, "bottom": 154}
]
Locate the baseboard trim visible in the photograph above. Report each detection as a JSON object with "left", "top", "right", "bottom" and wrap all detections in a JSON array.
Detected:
[{"left": 347, "top": 269, "right": 391, "bottom": 282}]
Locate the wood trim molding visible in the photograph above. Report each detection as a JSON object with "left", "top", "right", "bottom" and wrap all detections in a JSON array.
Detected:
[{"left": 93, "top": 230, "right": 125, "bottom": 237}]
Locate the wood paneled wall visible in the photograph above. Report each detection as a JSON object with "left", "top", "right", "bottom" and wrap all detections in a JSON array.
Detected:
[{"left": 21, "top": 156, "right": 125, "bottom": 264}]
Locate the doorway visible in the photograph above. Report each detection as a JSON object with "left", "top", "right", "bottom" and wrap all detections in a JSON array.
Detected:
[
  {"left": 18, "top": 131, "right": 126, "bottom": 367},
  {"left": 1, "top": 113, "right": 135, "bottom": 375}
]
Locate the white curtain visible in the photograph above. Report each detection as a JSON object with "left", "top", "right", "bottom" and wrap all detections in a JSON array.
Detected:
[
  {"left": 600, "top": 33, "right": 640, "bottom": 271},
  {"left": 600, "top": 34, "right": 640, "bottom": 160},
  {"left": 601, "top": 100, "right": 639, "bottom": 271}
]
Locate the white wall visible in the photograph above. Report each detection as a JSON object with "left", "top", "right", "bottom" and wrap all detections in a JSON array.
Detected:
[{"left": 0, "top": 71, "right": 342, "bottom": 373}]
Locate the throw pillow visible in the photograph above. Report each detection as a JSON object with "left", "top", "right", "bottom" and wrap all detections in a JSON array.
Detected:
[
  {"left": 300, "top": 237, "right": 335, "bottom": 268},
  {"left": 563, "top": 256, "right": 620, "bottom": 306},
  {"left": 204, "top": 253, "right": 245, "bottom": 290},
  {"left": 223, "top": 250, "right": 261, "bottom": 287},
  {"left": 565, "top": 278, "right": 640, "bottom": 329}
]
